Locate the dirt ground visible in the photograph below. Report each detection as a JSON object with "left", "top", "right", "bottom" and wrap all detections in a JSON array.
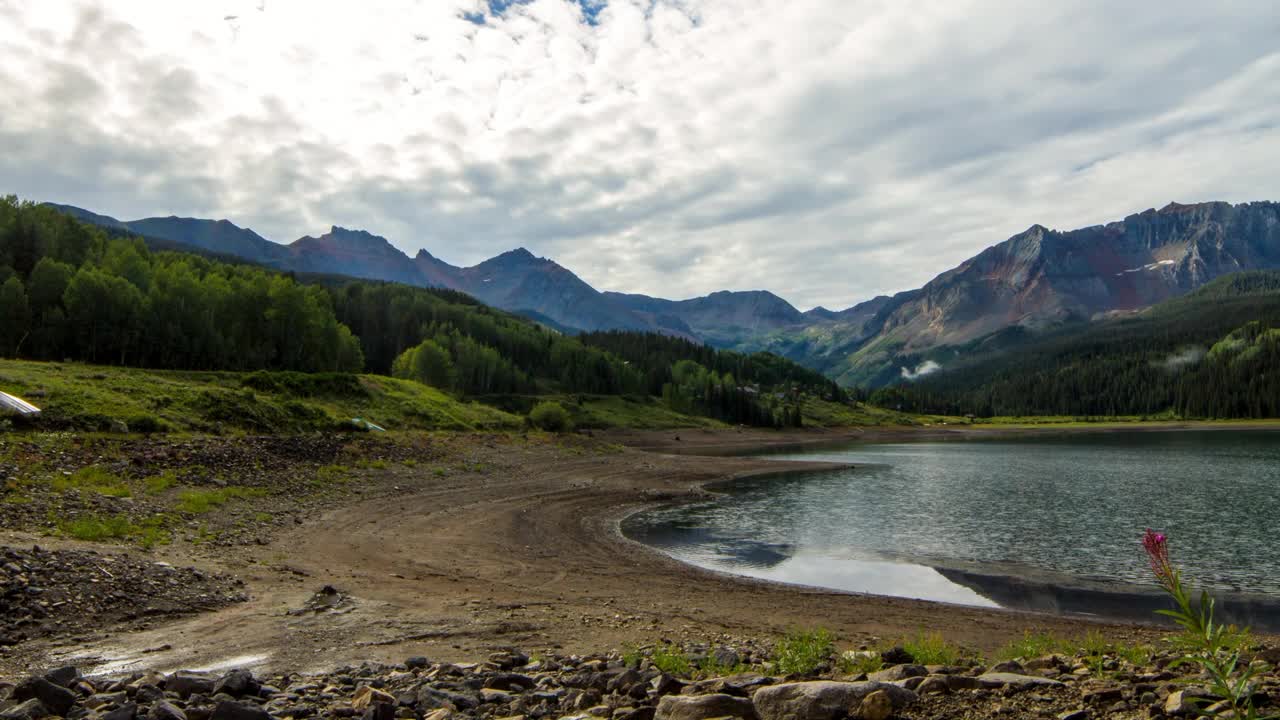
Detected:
[{"left": 4, "top": 428, "right": 1170, "bottom": 678}]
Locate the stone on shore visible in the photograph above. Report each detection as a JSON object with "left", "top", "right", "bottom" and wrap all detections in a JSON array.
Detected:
[
  {"left": 654, "top": 693, "right": 757, "bottom": 720},
  {"left": 751, "top": 681, "right": 915, "bottom": 720}
]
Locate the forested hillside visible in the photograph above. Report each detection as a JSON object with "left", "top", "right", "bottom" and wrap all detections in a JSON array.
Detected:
[
  {"left": 0, "top": 196, "right": 819, "bottom": 428},
  {"left": 872, "top": 271, "right": 1280, "bottom": 418},
  {"left": 577, "top": 331, "right": 848, "bottom": 427}
]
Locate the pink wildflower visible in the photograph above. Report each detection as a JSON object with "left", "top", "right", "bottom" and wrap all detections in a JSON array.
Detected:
[{"left": 1142, "top": 528, "right": 1174, "bottom": 589}]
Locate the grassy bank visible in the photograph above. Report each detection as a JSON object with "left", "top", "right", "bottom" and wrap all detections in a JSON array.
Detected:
[
  {"left": 0, "top": 359, "right": 940, "bottom": 433},
  {"left": 0, "top": 359, "right": 522, "bottom": 433}
]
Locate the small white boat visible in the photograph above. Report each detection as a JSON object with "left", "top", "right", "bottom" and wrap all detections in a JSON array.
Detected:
[{"left": 0, "top": 390, "right": 41, "bottom": 416}]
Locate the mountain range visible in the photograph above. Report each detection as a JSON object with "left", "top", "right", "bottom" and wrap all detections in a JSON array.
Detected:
[{"left": 46, "top": 200, "right": 1280, "bottom": 387}]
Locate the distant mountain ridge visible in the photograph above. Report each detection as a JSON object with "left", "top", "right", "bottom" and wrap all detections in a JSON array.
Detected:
[
  {"left": 826, "top": 200, "right": 1280, "bottom": 385},
  {"left": 44, "top": 200, "right": 1280, "bottom": 387}
]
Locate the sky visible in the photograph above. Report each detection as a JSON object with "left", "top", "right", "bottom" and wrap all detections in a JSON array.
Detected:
[{"left": 1, "top": 1, "right": 1278, "bottom": 311}]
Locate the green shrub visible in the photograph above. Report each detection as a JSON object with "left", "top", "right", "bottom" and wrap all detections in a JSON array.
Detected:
[
  {"left": 241, "top": 371, "right": 368, "bottom": 397},
  {"left": 902, "top": 631, "right": 966, "bottom": 665},
  {"left": 650, "top": 644, "right": 694, "bottom": 676},
  {"left": 126, "top": 414, "right": 168, "bottom": 434},
  {"left": 773, "top": 628, "right": 835, "bottom": 676},
  {"left": 529, "top": 401, "right": 572, "bottom": 432}
]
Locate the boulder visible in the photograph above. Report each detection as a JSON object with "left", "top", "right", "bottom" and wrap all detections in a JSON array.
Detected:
[
  {"left": 213, "top": 670, "right": 259, "bottom": 699},
  {"left": 655, "top": 693, "right": 757, "bottom": 720},
  {"left": 103, "top": 703, "right": 140, "bottom": 720},
  {"left": 210, "top": 700, "right": 272, "bottom": 720},
  {"left": 150, "top": 701, "right": 189, "bottom": 720},
  {"left": 913, "top": 676, "right": 950, "bottom": 695},
  {"left": 867, "top": 664, "right": 927, "bottom": 683},
  {"left": 167, "top": 673, "right": 218, "bottom": 699},
  {"left": 13, "top": 677, "right": 76, "bottom": 716},
  {"left": 751, "top": 682, "right": 916, "bottom": 720},
  {"left": 42, "top": 667, "right": 81, "bottom": 689},
  {"left": 0, "top": 699, "right": 49, "bottom": 720},
  {"left": 857, "top": 690, "right": 894, "bottom": 720},
  {"left": 351, "top": 687, "right": 396, "bottom": 711},
  {"left": 976, "top": 673, "right": 1065, "bottom": 690}
]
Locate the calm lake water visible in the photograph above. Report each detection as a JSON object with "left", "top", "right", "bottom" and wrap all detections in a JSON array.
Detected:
[{"left": 623, "top": 430, "right": 1280, "bottom": 619}]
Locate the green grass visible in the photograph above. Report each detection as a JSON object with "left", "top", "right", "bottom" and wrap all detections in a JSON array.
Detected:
[
  {"left": 996, "top": 630, "right": 1155, "bottom": 669},
  {"left": 773, "top": 628, "right": 835, "bottom": 676},
  {"left": 570, "top": 395, "right": 724, "bottom": 430},
  {"left": 650, "top": 643, "right": 694, "bottom": 676},
  {"left": 51, "top": 466, "right": 131, "bottom": 497},
  {"left": 175, "top": 486, "right": 267, "bottom": 514},
  {"left": 314, "top": 464, "right": 350, "bottom": 484},
  {"left": 902, "top": 631, "right": 967, "bottom": 666},
  {"left": 0, "top": 359, "right": 521, "bottom": 434},
  {"left": 143, "top": 470, "right": 179, "bottom": 495},
  {"left": 800, "top": 398, "right": 948, "bottom": 427},
  {"left": 60, "top": 513, "right": 170, "bottom": 547},
  {"left": 995, "top": 631, "right": 1067, "bottom": 661}
]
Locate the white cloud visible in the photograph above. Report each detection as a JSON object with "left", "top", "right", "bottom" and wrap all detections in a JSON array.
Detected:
[
  {"left": 1, "top": 0, "right": 1278, "bottom": 310},
  {"left": 900, "top": 360, "right": 942, "bottom": 381}
]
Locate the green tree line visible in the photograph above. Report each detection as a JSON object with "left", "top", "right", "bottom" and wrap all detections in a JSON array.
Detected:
[
  {"left": 873, "top": 273, "right": 1280, "bottom": 419},
  {"left": 2, "top": 196, "right": 835, "bottom": 427},
  {"left": 0, "top": 198, "right": 362, "bottom": 371}
]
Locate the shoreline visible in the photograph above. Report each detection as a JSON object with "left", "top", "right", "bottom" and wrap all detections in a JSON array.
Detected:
[
  {"left": 612, "top": 425, "right": 1280, "bottom": 633},
  {"left": 8, "top": 425, "right": 1267, "bottom": 679}
]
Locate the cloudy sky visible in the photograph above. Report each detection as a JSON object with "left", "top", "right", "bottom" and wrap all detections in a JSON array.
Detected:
[{"left": 2, "top": 1, "right": 1278, "bottom": 310}]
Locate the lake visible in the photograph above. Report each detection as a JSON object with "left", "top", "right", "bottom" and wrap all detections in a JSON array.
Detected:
[{"left": 622, "top": 429, "right": 1280, "bottom": 626}]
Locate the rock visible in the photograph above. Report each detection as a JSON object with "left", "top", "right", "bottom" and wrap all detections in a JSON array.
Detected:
[
  {"left": 85, "top": 692, "right": 129, "bottom": 709},
  {"left": 13, "top": 677, "right": 77, "bottom": 716},
  {"left": 976, "top": 673, "right": 1066, "bottom": 691},
  {"left": 351, "top": 687, "right": 396, "bottom": 711},
  {"left": 989, "top": 661, "right": 1025, "bottom": 674},
  {"left": 404, "top": 657, "right": 429, "bottom": 670},
  {"left": 710, "top": 647, "right": 742, "bottom": 668},
  {"left": 167, "top": 674, "right": 218, "bottom": 699},
  {"left": 103, "top": 703, "right": 140, "bottom": 720},
  {"left": 421, "top": 711, "right": 453, "bottom": 720},
  {"left": 479, "top": 689, "right": 512, "bottom": 704},
  {"left": 487, "top": 651, "right": 529, "bottom": 669},
  {"left": 879, "top": 647, "right": 913, "bottom": 665},
  {"left": 416, "top": 686, "right": 478, "bottom": 711},
  {"left": 209, "top": 701, "right": 272, "bottom": 720},
  {"left": 651, "top": 675, "right": 686, "bottom": 698},
  {"left": 856, "top": 690, "right": 893, "bottom": 720},
  {"left": 752, "top": 682, "right": 916, "bottom": 720},
  {"left": 110, "top": 419, "right": 130, "bottom": 434},
  {"left": 1024, "top": 657, "right": 1065, "bottom": 673},
  {"left": 944, "top": 675, "right": 982, "bottom": 691},
  {"left": 867, "top": 664, "right": 926, "bottom": 683},
  {"left": 1058, "top": 710, "right": 1089, "bottom": 720},
  {"left": 914, "top": 676, "right": 950, "bottom": 695},
  {"left": 150, "top": 701, "right": 189, "bottom": 720},
  {"left": 654, "top": 694, "right": 757, "bottom": 720},
  {"left": 213, "top": 670, "right": 259, "bottom": 699},
  {"left": 361, "top": 703, "right": 395, "bottom": 720},
  {"left": 1082, "top": 687, "right": 1123, "bottom": 703},
  {"left": 0, "top": 699, "right": 49, "bottom": 720},
  {"left": 1165, "top": 690, "right": 1200, "bottom": 716},
  {"left": 42, "top": 667, "right": 81, "bottom": 689}
]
